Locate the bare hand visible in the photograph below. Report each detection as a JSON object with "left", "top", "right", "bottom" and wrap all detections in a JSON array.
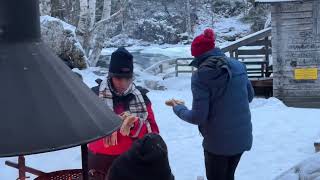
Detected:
[
  {"left": 120, "top": 111, "right": 131, "bottom": 121},
  {"left": 175, "top": 99, "right": 185, "bottom": 105},
  {"left": 103, "top": 131, "right": 118, "bottom": 147}
]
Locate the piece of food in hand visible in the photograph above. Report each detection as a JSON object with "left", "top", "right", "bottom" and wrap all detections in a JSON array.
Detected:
[
  {"left": 165, "top": 99, "right": 185, "bottom": 106},
  {"left": 120, "top": 116, "right": 138, "bottom": 136},
  {"left": 165, "top": 99, "right": 176, "bottom": 107}
]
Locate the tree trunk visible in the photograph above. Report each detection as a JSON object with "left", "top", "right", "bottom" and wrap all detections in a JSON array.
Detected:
[
  {"left": 88, "top": 25, "right": 106, "bottom": 66},
  {"left": 51, "top": 0, "right": 64, "bottom": 20},
  {"left": 71, "top": 0, "right": 81, "bottom": 26},
  {"left": 80, "top": 0, "right": 97, "bottom": 56},
  {"left": 211, "top": 0, "right": 214, "bottom": 27},
  {"left": 186, "top": 0, "right": 192, "bottom": 36},
  {"left": 120, "top": 0, "right": 125, "bottom": 32},
  {"left": 77, "top": 0, "right": 91, "bottom": 56},
  {"left": 102, "top": 0, "right": 112, "bottom": 20},
  {"left": 77, "top": 0, "right": 89, "bottom": 34},
  {"left": 88, "top": 0, "right": 112, "bottom": 66},
  {"left": 186, "top": 0, "right": 192, "bottom": 37},
  {"left": 64, "top": 0, "right": 73, "bottom": 24},
  {"left": 88, "top": 0, "right": 127, "bottom": 66},
  {"left": 88, "top": 0, "right": 96, "bottom": 29},
  {"left": 39, "top": 0, "right": 52, "bottom": 16}
]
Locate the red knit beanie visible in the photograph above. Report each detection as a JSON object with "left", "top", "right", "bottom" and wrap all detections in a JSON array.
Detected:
[{"left": 191, "top": 28, "right": 216, "bottom": 57}]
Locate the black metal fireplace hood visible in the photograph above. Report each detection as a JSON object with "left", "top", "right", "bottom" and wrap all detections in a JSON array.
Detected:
[{"left": 0, "top": 0, "right": 121, "bottom": 157}]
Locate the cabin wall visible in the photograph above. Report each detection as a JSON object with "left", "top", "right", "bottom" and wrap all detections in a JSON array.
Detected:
[{"left": 271, "top": 0, "right": 320, "bottom": 108}]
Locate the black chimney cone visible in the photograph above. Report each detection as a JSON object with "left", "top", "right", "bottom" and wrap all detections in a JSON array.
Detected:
[{"left": 0, "top": 0, "right": 121, "bottom": 158}]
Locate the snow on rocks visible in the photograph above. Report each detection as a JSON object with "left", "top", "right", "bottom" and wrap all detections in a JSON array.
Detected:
[{"left": 40, "top": 15, "right": 88, "bottom": 69}]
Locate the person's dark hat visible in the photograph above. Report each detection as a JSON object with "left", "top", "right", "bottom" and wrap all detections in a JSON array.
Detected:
[
  {"left": 108, "top": 133, "right": 175, "bottom": 180},
  {"left": 109, "top": 47, "right": 133, "bottom": 78}
]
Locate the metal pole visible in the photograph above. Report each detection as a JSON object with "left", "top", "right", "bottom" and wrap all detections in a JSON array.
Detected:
[
  {"left": 81, "top": 145, "right": 89, "bottom": 180},
  {"left": 18, "top": 156, "right": 26, "bottom": 180}
]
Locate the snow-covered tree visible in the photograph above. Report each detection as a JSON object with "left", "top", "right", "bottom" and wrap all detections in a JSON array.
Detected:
[
  {"left": 102, "top": 0, "right": 112, "bottom": 20},
  {"left": 51, "top": 0, "right": 64, "bottom": 20},
  {"left": 88, "top": 0, "right": 96, "bottom": 30},
  {"left": 185, "top": 0, "right": 192, "bottom": 36},
  {"left": 88, "top": 0, "right": 127, "bottom": 66},
  {"left": 39, "top": 0, "right": 52, "bottom": 16}
]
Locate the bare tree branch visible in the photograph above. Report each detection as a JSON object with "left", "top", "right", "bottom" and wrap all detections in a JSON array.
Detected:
[
  {"left": 89, "top": 0, "right": 128, "bottom": 32},
  {"left": 90, "top": 9, "right": 122, "bottom": 32}
]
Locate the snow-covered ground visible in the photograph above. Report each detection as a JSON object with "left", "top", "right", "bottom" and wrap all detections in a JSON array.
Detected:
[
  {"left": 274, "top": 152, "right": 320, "bottom": 180},
  {"left": 1, "top": 69, "right": 320, "bottom": 180},
  {"left": 152, "top": 75, "right": 320, "bottom": 180}
]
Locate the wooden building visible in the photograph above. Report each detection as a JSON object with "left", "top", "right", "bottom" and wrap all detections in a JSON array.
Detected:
[{"left": 256, "top": 0, "right": 320, "bottom": 108}]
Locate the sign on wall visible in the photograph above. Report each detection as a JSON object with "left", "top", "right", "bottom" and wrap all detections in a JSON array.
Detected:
[{"left": 294, "top": 68, "right": 318, "bottom": 80}]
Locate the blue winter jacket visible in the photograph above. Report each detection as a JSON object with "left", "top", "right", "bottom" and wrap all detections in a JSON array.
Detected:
[{"left": 173, "top": 48, "right": 254, "bottom": 155}]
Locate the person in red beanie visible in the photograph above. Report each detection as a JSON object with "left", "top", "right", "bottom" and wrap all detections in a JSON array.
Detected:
[{"left": 166, "top": 29, "right": 254, "bottom": 180}]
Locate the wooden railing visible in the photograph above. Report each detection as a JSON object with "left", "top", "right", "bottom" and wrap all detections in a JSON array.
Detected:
[
  {"left": 175, "top": 28, "right": 272, "bottom": 78},
  {"left": 144, "top": 28, "right": 272, "bottom": 79}
]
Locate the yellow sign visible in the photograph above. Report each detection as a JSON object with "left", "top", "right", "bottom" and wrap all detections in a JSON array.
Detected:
[{"left": 294, "top": 68, "right": 318, "bottom": 80}]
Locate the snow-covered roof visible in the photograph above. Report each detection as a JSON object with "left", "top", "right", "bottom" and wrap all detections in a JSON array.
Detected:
[{"left": 255, "top": 0, "right": 302, "bottom": 3}]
